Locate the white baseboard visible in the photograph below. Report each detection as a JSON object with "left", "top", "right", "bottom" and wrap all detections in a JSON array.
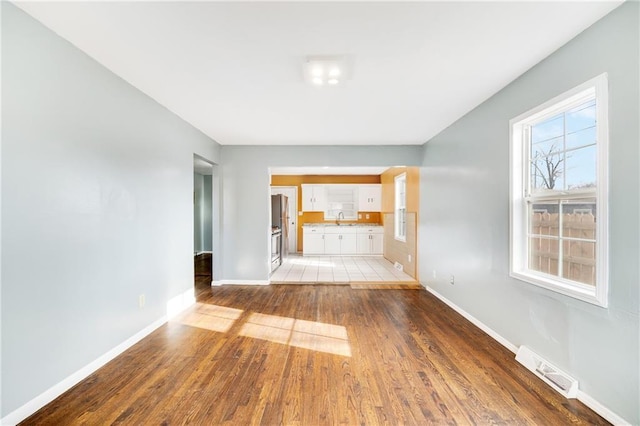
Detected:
[
  {"left": 0, "top": 316, "right": 166, "bottom": 426},
  {"left": 212, "top": 279, "right": 270, "bottom": 286},
  {"left": 576, "top": 390, "right": 631, "bottom": 425},
  {"left": 423, "top": 284, "right": 631, "bottom": 426},
  {"left": 425, "top": 285, "right": 518, "bottom": 353},
  {"left": 1, "top": 288, "right": 196, "bottom": 426}
]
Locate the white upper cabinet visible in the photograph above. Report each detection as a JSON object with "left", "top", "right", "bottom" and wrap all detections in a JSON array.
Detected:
[
  {"left": 301, "top": 184, "right": 327, "bottom": 211},
  {"left": 358, "top": 184, "right": 382, "bottom": 211}
]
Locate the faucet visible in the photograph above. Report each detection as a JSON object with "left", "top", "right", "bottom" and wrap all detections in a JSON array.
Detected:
[{"left": 336, "top": 211, "right": 345, "bottom": 225}]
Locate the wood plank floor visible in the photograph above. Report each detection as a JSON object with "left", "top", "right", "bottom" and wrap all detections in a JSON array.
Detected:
[{"left": 21, "top": 284, "right": 608, "bottom": 425}]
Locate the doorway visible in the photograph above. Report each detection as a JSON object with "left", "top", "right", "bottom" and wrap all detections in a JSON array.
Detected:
[
  {"left": 271, "top": 186, "right": 298, "bottom": 254},
  {"left": 194, "top": 155, "right": 214, "bottom": 289}
]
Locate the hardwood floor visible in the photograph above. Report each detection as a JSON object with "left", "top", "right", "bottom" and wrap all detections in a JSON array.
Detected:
[{"left": 21, "top": 284, "right": 608, "bottom": 425}]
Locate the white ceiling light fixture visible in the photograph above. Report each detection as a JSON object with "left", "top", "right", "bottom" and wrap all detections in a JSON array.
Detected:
[{"left": 303, "top": 55, "right": 349, "bottom": 87}]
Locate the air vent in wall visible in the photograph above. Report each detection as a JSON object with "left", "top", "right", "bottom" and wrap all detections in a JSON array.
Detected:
[{"left": 515, "top": 345, "right": 578, "bottom": 398}]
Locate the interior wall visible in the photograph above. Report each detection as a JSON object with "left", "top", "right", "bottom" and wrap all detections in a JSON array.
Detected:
[
  {"left": 271, "top": 174, "right": 382, "bottom": 252},
  {"left": 380, "top": 167, "right": 420, "bottom": 278},
  {"left": 419, "top": 3, "right": 639, "bottom": 423},
  {"left": 220, "top": 145, "right": 423, "bottom": 281},
  {"left": 1, "top": 3, "right": 221, "bottom": 417}
]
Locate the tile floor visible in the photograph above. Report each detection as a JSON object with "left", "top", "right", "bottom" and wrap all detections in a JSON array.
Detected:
[{"left": 270, "top": 254, "right": 416, "bottom": 283}]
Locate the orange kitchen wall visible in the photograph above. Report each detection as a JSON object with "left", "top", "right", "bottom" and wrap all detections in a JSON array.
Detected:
[
  {"left": 380, "top": 166, "right": 420, "bottom": 278},
  {"left": 271, "top": 175, "right": 382, "bottom": 252},
  {"left": 380, "top": 167, "right": 420, "bottom": 213}
]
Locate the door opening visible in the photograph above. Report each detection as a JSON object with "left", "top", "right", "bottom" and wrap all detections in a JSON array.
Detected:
[{"left": 194, "top": 155, "right": 214, "bottom": 290}]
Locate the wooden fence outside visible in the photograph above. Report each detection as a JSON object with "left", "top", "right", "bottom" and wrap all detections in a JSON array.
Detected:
[{"left": 530, "top": 211, "right": 596, "bottom": 286}]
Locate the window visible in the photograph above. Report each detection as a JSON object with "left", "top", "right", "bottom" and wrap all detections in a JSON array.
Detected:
[
  {"left": 510, "top": 73, "right": 609, "bottom": 307},
  {"left": 395, "top": 173, "right": 407, "bottom": 241},
  {"left": 325, "top": 185, "right": 357, "bottom": 220}
]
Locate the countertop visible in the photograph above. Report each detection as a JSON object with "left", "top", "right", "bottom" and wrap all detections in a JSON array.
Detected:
[{"left": 302, "top": 223, "right": 382, "bottom": 227}]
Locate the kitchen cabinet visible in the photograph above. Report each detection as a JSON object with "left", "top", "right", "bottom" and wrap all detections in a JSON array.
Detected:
[
  {"left": 358, "top": 184, "right": 382, "bottom": 212},
  {"left": 356, "top": 226, "right": 384, "bottom": 254},
  {"left": 303, "top": 227, "right": 325, "bottom": 255},
  {"left": 301, "top": 184, "right": 327, "bottom": 212},
  {"left": 304, "top": 225, "right": 361, "bottom": 255},
  {"left": 324, "top": 227, "right": 357, "bottom": 255}
]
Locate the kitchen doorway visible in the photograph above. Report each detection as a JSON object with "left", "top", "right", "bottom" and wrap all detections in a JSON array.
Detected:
[{"left": 271, "top": 186, "right": 298, "bottom": 254}]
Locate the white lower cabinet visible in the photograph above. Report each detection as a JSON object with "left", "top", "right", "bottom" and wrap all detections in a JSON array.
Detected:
[
  {"left": 356, "top": 227, "right": 384, "bottom": 255},
  {"left": 303, "top": 228, "right": 325, "bottom": 255},
  {"left": 304, "top": 226, "right": 382, "bottom": 255},
  {"left": 324, "top": 227, "right": 357, "bottom": 255}
]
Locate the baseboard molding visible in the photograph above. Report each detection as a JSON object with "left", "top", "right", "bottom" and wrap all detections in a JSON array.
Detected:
[
  {"left": 423, "top": 284, "right": 631, "bottom": 426},
  {"left": 425, "top": 285, "right": 518, "bottom": 353},
  {"left": 576, "top": 390, "right": 631, "bottom": 425},
  {"left": 1, "top": 289, "right": 196, "bottom": 426},
  {"left": 212, "top": 279, "right": 270, "bottom": 286}
]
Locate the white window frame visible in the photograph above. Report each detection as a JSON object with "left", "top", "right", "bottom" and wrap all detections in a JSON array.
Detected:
[
  {"left": 509, "top": 73, "right": 609, "bottom": 307},
  {"left": 394, "top": 173, "right": 407, "bottom": 242}
]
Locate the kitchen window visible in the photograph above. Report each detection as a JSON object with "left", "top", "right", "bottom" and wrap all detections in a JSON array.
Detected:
[
  {"left": 395, "top": 173, "right": 407, "bottom": 242},
  {"left": 509, "top": 73, "right": 609, "bottom": 307}
]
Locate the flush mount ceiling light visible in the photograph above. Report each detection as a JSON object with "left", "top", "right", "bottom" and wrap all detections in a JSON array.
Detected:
[{"left": 303, "top": 56, "right": 349, "bottom": 87}]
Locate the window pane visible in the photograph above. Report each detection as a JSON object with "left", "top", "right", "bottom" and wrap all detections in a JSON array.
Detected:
[
  {"left": 530, "top": 154, "right": 565, "bottom": 192},
  {"left": 566, "top": 126, "right": 596, "bottom": 150},
  {"left": 566, "top": 100, "right": 596, "bottom": 134},
  {"left": 529, "top": 237, "right": 559, "bottom": 276},
  {"left": 565, "top": 145, "right": 596, "bottom": 190},
  {"left": 561, "top": 199, "right": 596, "bottom": 240},
  {"left": 562, "top": 240, "right": 596, "bottom": 286},
  {"left": 532, "top": 136, "right": 563, "bottom": 158},
  {"left": 529, "top": 203, "right": 559, "bottom": 236},
  {"left": 532, "top": 114, "right": 563, "bottom": 144}
]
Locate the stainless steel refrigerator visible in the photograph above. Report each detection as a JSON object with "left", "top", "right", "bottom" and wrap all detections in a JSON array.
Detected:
[{"left": 271, "top": 194, "right": 289, "bottom": 271}]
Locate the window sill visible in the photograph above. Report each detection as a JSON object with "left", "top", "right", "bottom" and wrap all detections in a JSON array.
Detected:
[{"left": 510, "top": 270, "right": 607, "bottom": 308}]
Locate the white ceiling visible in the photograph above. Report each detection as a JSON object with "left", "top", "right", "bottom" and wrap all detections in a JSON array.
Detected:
[{"left": 15, "top": 1, "right": 621, "bottom": 146}]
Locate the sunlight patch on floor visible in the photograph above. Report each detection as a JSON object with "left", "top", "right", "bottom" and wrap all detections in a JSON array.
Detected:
[
  {"left": 174, "top": 303, "right": 244, "bottom": 333},
  {"left": 173, "top": 303, "right": 351, "bottom": 357},
  {"left": 239, "top": 312, "right": 352, "bottom": 357}
]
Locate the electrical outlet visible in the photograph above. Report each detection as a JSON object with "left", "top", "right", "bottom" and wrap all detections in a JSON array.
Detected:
[
  {"left": 449, "top": 275, "right": 455, "bottom": 285},
  {"left": 139, "top": 294, "right": 145, "bottom": 308},
  {"left": 408, "top": 254, "right": 412, "bottom": 262},
  {"left": 432, "top": 270, "right": 437, "bottom": 279}
]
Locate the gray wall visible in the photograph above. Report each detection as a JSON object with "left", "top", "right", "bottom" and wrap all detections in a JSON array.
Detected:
[
  {"left": 1, "top": 3, "right": 220, "bottom": 416},
  {"left": 220, "top": 145, "right": 422, "bottom": 280},
  {"left": 419, "top": 3, "right": 638, "bottom": 423}
]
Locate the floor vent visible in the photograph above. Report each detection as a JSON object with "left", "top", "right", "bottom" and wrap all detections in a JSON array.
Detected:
[
  {"left": 515, "top": 345, "right": 578, "bottom": 398},
  {"left": 393, "top": 262, "right": 404, "bottom": 271}
]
